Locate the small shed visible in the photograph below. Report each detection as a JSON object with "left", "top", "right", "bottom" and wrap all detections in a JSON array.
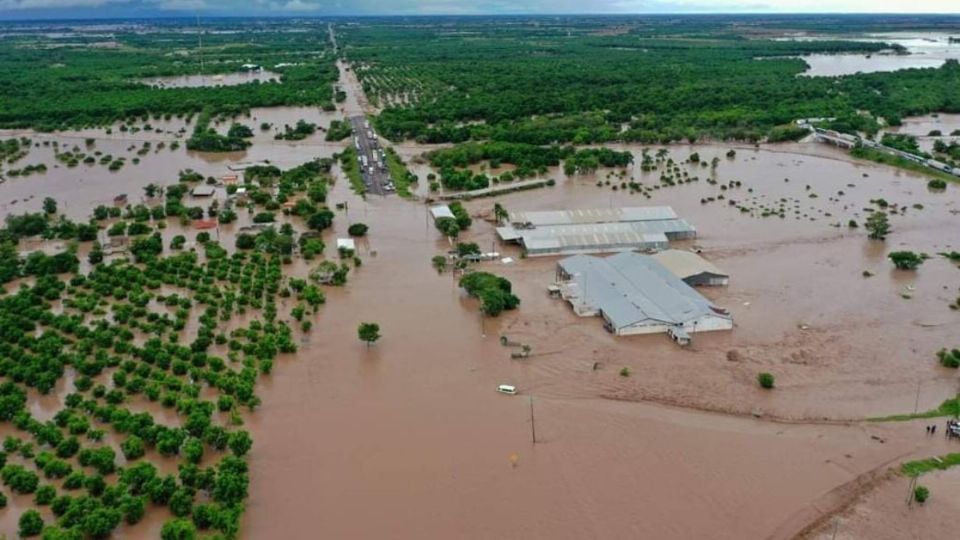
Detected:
[
  {"left": 429, "top": 205, "right": 454, "bottom": 222},
  {"left": 651, "top": 250, "right": 729, "bottom": 286},
  {"left": 192, "top": 185, "right": 216, "bottom": 197},
  {"left": 336, "top": 238, "right": 356, "bottom": 252}
]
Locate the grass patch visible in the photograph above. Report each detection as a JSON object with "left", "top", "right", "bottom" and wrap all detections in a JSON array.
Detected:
[
  {"left": 869, "top": 397, "right": 960, "bottom": 422},
  {"left": 384, "top": 147, "right": 414, "bottom": 198},
  {"left": 851, "top": 146, "right": 959, "bottom": 183},
  {"left": 338, "top": 146, "right": 366, "bottom": 196},
  {"left": 901, "top": 453, "right": 960, "bottom": 477}
]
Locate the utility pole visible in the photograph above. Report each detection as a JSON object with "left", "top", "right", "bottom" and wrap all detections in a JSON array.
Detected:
[{"left": 529, "top": 396, "right": 537, "bottom": 444}]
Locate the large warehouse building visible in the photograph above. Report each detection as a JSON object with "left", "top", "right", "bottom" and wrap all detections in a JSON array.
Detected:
[
  {"left": 497, "top": 206, "right": 696, "bottom": 257},
  {"left": 555, "top": 252, "right": 732, "bottom": 339}
]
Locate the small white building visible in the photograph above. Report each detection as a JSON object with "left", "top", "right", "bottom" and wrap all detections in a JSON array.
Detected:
[
  {"left": 429, "top": 205, "right": 454, "bottom": 222},
  {"left": 191, "top": 185, "right": 216, "bottom": 197},
  {"left": 336, "top": 238, "right": 356, "bottom": 252}
]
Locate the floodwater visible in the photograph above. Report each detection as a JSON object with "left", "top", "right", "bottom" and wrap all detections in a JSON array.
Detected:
[
  {"left": 792, "top": 33, "right": 960, "bottom": 76},
  {"left": 802, "top": 466, "right": 960, "bottom": 540},
  {"left": 2, "top": 63, "right": 960, "bottom": 539},
  {"left": 139, "top": 70, "right": 281, "bottom": 89},
  {"left": 240, "top": 140, "right": 960, "bottom": 539}
]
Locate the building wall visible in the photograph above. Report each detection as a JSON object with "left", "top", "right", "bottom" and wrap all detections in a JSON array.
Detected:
[
  {"left": 525, "top": 241, "right": 669, "bottom": 257},
  {"left": 685, "top": 273, "right": 730, "bottom": 287},
  {"left": 606, "top": 314, "right": 733, "bottom": 336}
]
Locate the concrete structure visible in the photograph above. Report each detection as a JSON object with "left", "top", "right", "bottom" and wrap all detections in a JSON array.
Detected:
[
  {"left": 336, "top": 238, "right": 356, "bottom": 252},
  {"left": 555, "top": 252, "right": 732, "bottom": 337},
  {"left": 497, "top": 206, "right": 696, "bottom": 257},
  {"left": 651, "top": 249, "right": 729, "bottom": 286},
  {"left": 191, "top": 185, "right": 216, "bottom": 197},
  {"left": 429, "top": 205, "right": 455, "bottom": 222}
]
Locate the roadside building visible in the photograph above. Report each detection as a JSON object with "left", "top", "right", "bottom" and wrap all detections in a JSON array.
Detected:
[
  {"left": 651, "top": 249, "right": 729, "bottom": 286},
  {"left": 429, "top": 205, "right": 455, "bottom": 222},
  {"left": 336, "top": 238, "right": 356, "bottom": 252},
  {"left": 554, "top": 252, "right": 732, "bottom": 338},
  {"left": 191, "top": 185, "right": 216, "bottom": 198}
]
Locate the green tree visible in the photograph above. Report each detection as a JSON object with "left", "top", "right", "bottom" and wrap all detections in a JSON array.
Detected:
[
  {"left": 358, "top": 322, "right": 381, "bottom": 346},
  {"left": 888, "top": 251, "right": 924, "bottom": 270},
  {"left": 121, "top": 435, "right": 145, "bottom": 460},
  {"left": 493, "top": 203, "right": 508, "bottom": 224},
  {"left": 228, "top": 430, "right": 252, "bottom": 457},
  {"left": 757, "top": 372, "right": 775, "bottom": 389},
  {"left": 347, "top": 222, "right": 369, "bottom": 236},
  {"left": 914, "top": 485, "right": 929, "bottom": 504},
  {"left": 865, "top": 212, "right": 890, "bottom": 240},
  {"left": 161, "top": 518, "right": 197, "bottom": 540},
  {"left": 19, "top": 509, "right": 44, "bottom": 537},
  {"left": 43, "top": 197, "right": 58, "bottom": 215}
]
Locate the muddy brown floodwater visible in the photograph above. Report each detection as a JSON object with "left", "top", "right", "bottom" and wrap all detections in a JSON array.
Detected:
[
  {"left": 241, "top": 141, "right": 959, "bottom": 538},
  {"left": 2, "top": 66, "right": 959, "bottom": 538}
]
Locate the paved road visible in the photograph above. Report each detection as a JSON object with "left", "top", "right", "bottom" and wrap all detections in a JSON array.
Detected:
[{"left": 349, "top": 115, "right": 393, "bottom": 196}]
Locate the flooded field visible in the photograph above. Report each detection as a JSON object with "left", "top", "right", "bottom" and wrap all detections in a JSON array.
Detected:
[
  {"left": 239, "top": 139, "right": 960, "bottom": 539},
  {"left": 140, "top": 70, "right": 281, "bottom": 89},
  {"left": 802, "top": 467, "right": 960, "bottom": 540},
  {"left": 794, "top": 33, "right": 960, "bottom": 76},
  {"left": 2, "top": 62, "right": 959, "bottom": 539}
]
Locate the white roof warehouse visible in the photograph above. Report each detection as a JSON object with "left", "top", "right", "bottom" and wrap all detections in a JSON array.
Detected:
[
  {"left": 497, "top": 206, "right": 696, "bottom": 257},
  {"left": 555, "top": 252, "right": 732, "bottom": 337}
]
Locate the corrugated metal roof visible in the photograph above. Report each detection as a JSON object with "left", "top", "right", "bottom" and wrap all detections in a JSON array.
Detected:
[
  {"left": 651, "top": 250, "right": 727, "bottom": 280},
  {"left": 557, "top": 252, "right": 728, "bottom": 330},
  {"left": 509, "top": 206, "right": 678, "bottom": 226},
  {"left": 520, "top": 220, "right": 693, "bottom": 242}
]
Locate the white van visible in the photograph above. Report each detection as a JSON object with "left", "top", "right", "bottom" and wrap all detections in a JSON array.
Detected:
[{"left": 497, "top": 384, "right": 517, "bottom": 395}]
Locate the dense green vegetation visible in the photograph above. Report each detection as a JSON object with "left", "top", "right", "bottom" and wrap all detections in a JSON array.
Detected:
[
  {"left": 337, "top": 147, "right": 366, "bottom": 195},
  {"left": 459, "top": 272, "right": 520, "bottom": 316},
  {"left": 0, "top": 26, "right": 338, "bottom": 130},
  {"left": 186, "top": 111, "right": 252, "bottom": 152},
  {"left": 902, "top": 453, "right": 960, "bottom": 477},
  {"left": 325, "top": 120, "right": 353, "bottom": 142},
  {"left": 337, "top": 18, "right": 960, "bottom": 145},
  {"left": 0, "top": 153, "right": 352, "bottom": 536},
  {"left": 383, "top": 147, "right": 416, "bottom": 198}
]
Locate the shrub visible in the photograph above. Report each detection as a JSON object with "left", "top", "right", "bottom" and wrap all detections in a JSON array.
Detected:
[
  {"left": 347, "top": 223, "right": 369, "bottom": 237},
  {"left": 937, "top": 348, "right": 960, "bottom": 369},
  {"left": 888, "top": 251, "right": 924, "bottom": 270},
  {"left": 927, "top": 179, "right": 947, "bottom": 190},
  {"left": 757, "top": 372, "right": 775, "bottom": 389},
  {"left": 914, "top": 485, "right": 929, "bottom": 504},
  {"left": 619, "top": 367, "right": 631, "bottom": 377},
  {"left": 19, "top": 509, "right": 44, "bottom": 537}
]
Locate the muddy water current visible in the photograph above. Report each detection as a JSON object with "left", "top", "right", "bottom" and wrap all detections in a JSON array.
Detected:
[{"left": 1, "top": 75, "right": 959, "bottom": 538}]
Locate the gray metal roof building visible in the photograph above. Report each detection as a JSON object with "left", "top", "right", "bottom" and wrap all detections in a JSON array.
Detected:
[
  {"left": 509, "top": 206, "right": 679, "bottom": 227},
  {"left": 651, "top": 249, "right": 729, "bottom": 286},
  {"left": 497, "top": 205, "right": 696, "bottom": 257},
  {"left": 555, "top": 252, "right": 732, "bottom": 337}
]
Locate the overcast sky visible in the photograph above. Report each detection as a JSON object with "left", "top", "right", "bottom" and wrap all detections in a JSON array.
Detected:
[{"left": 0, "top": 0, "right": 958, "bottom": 20}]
